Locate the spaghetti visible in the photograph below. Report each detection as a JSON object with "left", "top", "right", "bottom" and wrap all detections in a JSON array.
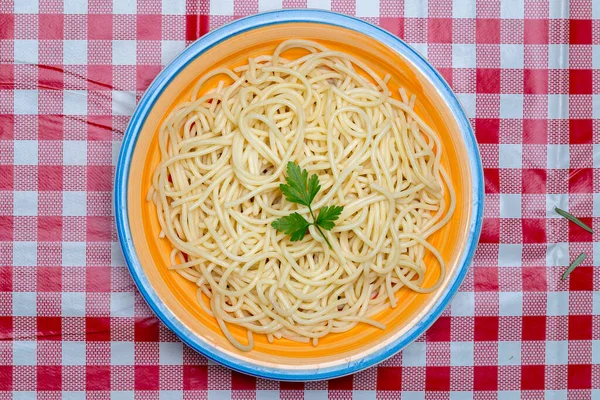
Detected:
[{"left": 149, "top": 39, "right": 455, "bottom": 351}]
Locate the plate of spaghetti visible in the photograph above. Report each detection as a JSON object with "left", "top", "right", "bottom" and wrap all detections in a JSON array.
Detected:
[{"left": 115, "top": 10, "right": 483, "bottom": 381}]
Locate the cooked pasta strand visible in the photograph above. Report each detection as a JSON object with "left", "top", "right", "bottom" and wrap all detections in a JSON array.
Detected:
[{"left": 150, "top": 39, "right": 455, "bottom": 351}]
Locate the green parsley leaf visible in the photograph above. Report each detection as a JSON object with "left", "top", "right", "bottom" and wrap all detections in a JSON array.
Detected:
[
  {"left": 307, "top": 173, "right": 321, "bottom": 205},
  {"left": 271, "top": 212, "right": 310, "bottom": 242},
  {"left": 271, "top": 162, "right": 343, "bottom": 248},
  {"left": 280, "top": 162, "right": 311, "bottom": 206},
  {"left": 316, "top": 205, "right": 344, "bottom": 230}
]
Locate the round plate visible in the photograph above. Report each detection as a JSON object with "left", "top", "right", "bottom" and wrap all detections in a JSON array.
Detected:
[{"left": 115, "top": 10, "right": 483, "bottom": 381}]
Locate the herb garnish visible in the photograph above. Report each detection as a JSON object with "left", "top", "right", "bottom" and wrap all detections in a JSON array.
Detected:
[
  {"left": 271, "top": 162, "right": 343, "bottom": 249},
  {"left": 561, "top": 253, "right": 586, "bottom": 281},
  {"left": 555, "top": 207, "right": 593, "bottom": 233},
  {"left": 554, "top": 208, "right": 593, "bottom": 280}
]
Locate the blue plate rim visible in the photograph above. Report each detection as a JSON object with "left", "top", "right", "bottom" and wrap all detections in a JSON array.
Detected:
[{"left": 115, "top": 9, "right": 484, "bottom": 381}]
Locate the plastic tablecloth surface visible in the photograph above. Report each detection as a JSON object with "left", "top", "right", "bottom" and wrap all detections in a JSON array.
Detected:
[{"left": 1, "top": 0, "right": 599, "bottom": 398}]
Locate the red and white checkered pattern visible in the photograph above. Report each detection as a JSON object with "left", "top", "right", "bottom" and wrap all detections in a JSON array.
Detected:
[{"left": 1, "top": 0, "right": 599, "bottom": 397}]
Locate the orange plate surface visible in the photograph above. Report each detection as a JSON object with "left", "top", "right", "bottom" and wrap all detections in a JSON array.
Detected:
[{"left": 127, "top": 23, "right": 473, "bottom": 368}]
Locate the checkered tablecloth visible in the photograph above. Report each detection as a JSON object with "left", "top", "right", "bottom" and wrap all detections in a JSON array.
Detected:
[{"left": 1, "top": 0, "right": 599, "bottom": 397}]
